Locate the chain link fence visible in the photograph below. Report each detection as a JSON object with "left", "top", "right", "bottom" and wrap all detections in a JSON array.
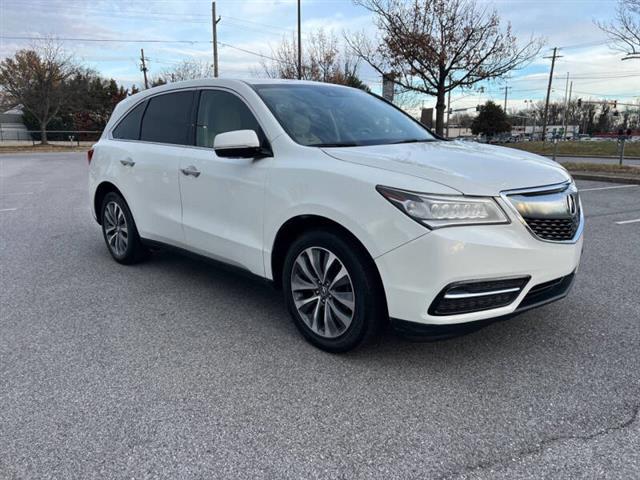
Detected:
[{"left": 0, "top": 130, "right": 102, "bottom": 146}]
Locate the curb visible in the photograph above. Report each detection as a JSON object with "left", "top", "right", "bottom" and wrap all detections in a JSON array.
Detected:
[
  {"left": 569, "top": 172, "right": 640, "bottom": 185},
  {"left": 546, "top": 154, "right": 640, "bottom": 161}
]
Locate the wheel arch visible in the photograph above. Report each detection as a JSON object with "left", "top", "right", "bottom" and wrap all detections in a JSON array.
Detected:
[
  {"left": 93, "top": 181, "right": 126, "bottom": 225},
  {"left": 270, "top": 215, "right": 385, "bottom": 298}
]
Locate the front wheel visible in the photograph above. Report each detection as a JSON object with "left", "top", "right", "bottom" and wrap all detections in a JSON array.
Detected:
[{"left": 282, "top": 230, "right": 386, "bottom": 352}]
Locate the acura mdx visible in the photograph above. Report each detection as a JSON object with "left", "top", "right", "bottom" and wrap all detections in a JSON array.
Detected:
[{"left": 88, "top": 79, "right": 583, "bottom": 352}]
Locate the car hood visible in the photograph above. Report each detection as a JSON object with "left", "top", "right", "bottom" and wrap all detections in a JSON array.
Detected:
[{"left": 322, "top": 141, "right": 571, "bottom": 196}]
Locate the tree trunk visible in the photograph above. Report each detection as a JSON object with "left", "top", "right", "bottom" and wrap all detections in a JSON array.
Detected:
[
  {"left": 435, "top": 88, "right": 447, "bottom": 136},
  {"left": 40, "top": 122, "right": 48, "bottom": 145}
]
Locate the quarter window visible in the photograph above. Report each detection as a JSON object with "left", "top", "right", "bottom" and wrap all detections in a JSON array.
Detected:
[
  {"left": 140, "top": 91, "right": 195, "bottom": 145},
  {"left": 196, "top": 90, "right": 264, "bottom": 148},
  {"left": 112, "top": 101, "right": 146, "bottom": 140}
]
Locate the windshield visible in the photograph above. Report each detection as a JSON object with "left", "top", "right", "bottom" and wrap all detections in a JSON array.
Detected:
[{"left": 252, "top": 83, "right": 436, "bottom": 147}]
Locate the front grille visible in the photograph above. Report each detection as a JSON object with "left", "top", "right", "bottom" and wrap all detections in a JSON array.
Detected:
[
  {"left": 523, "top": 216, "right": 580, "bottom": 241},
  {"left": 429, "top": 276, "right": 530, "bottom": 316},
  {"left": 503, "top": 182, "right": 582, "bottom": 243}
]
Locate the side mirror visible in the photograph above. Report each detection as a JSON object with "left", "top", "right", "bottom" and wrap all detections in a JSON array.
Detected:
[{"left": 213, "top": 129, "right": 264, "bottom": 158}]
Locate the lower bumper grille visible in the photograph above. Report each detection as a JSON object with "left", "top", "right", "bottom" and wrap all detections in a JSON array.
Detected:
[
  {"left": 516, "top": 272, "right": 576, "bottom": 311},
  {"left": 429, "top": 276, "right": 530, "bottom": 316}
]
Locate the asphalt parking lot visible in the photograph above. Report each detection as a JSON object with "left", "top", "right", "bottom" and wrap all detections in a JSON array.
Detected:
[{"left": 1, "top": 152, "right": 639, "bottom": 479}]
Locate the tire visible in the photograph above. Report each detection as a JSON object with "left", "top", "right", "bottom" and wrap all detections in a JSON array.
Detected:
[
  {"left": 282, "top": 229, "right": 386, "bottom": 352},
  {"left": 100, "top": 192, "right": 147, "bottom": 265}
]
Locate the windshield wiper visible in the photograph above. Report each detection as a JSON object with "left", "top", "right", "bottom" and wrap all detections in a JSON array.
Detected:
[
  {"left": 389, "top": 138, "right": 435, "bottom": 145},
  {"left": 309, "top": 142, "right": 359, "bottom": 147}
]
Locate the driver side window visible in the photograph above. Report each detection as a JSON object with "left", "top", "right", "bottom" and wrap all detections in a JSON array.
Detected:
[{"left": 196, "top": 90, "right": 264, "bottom": 148}]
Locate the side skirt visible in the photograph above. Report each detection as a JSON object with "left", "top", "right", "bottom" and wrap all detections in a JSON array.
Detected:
[{"left": 140, "top": 238, "right": 276, "bottom": 289}]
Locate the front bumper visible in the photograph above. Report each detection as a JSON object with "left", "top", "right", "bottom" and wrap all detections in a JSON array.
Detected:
[{"left": 375, "top": 219, "right": 583, "bottom": 326}]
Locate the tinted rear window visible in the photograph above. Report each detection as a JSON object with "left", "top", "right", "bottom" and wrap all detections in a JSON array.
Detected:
[
  {"left": 112, "top": 101, "right": 146, "bottom": 140},
  {"left": 140, "top": 91, "right": 195, "bottom": 145}
]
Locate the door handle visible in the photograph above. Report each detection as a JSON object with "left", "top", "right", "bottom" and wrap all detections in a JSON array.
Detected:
[
  {"left": 120, "top": 158, "right": 135, "bottom": 167},
  {"left": 180, "top": 166, "right": 201, "bottom": 178}
]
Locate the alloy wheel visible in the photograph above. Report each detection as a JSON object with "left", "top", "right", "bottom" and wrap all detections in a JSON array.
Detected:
[
  {"left": 290, "top": 247, "right": 355, "bottom": 338},
  {"left": 104, "top": 201, "right": 129, "bottom": 257}
]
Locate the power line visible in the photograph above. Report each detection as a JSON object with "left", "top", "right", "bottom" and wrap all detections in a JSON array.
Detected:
[
  {"left": 571, "top": 90, "right": 640, "bottom": 98},
  {"left": 0, "top": 34, "right": 301, "bottom": 66},
  {"left": 506, "top": 72, "right": 640, "bottom": 83},
  {"left": 224, "top": 16, "right": 295, "bottom": 34},
  {"left": 0, "top": 35, "right": 212, "bottom": 44},
  {"left": 216, "top": 41, "right": 297, "bottom": 67},
  {"left": 223, "top": 19, "right": 290, "bottom": 37},
  {"left": 559, "top": 39, "right": 610, "bottom": 50},
  {"left": 0, "top": 2, "right": 212, "bottom": 23}
]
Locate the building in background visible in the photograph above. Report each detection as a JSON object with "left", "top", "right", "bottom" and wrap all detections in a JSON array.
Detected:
[{"left": 0, "top": 107, "right": 31, "bottom": 141}]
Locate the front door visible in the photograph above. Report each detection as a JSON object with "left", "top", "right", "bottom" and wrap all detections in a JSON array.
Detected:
[{"left": 179, "top": 89, "right": 271, "bottom": 276}]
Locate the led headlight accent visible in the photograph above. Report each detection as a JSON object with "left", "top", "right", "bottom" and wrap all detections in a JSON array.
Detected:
[{"left": 377, "top": 185, "right": 509, "bottom": 228}]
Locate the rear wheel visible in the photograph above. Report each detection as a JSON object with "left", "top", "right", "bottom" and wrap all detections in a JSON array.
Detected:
[
  {"left": 283, "top": 229, "right": 386, "bottom": 352},
  {"left": 100, "top": 192, "right": 147, "bottom": 264}
]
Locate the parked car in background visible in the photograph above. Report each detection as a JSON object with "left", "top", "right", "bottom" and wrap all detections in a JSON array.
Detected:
[{"left": 88, "top": 79, "right": 584, "bottom": 352}]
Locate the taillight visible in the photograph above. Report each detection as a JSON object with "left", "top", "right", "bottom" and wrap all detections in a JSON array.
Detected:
[{"left": 87, "top": 148, "right": 94, "bottom": 164}]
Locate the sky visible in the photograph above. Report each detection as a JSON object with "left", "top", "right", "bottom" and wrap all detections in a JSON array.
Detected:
[{"left": 1, "top": 0, "right": 638, "bottom": 114}]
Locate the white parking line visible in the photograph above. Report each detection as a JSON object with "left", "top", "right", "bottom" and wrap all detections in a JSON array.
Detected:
[
  {"left": 615, "top": 218, "right": 640, "bottom": 225},
  {"left": 5, "top": 181, "right": 44, "bottom": 186},
  {"left": 0, "top": 208, "right": 18, "bottom": 212},
  {"left": 580, "top": 185, "right": 638, "bottom": 192}
]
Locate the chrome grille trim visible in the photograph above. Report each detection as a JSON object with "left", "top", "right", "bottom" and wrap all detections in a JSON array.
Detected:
[{"left": 500, "top": 180, "right": 584, "bottom": 244}]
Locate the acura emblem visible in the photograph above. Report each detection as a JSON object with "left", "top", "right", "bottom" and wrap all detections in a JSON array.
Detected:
[{"left": 567, "top": 194, "right": 577, "bottom": 216}]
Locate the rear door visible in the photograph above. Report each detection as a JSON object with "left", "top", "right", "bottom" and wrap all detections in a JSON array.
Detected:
[
  {"left": 123, "top": 90, "right": 195, "bottom": 245},
  {"left": 178, "top": 89, "right": 271, "bottom": 275}
]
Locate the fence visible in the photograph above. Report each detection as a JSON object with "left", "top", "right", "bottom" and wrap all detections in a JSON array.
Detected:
[{"left": 0, "top": 130, "right": 102, "bottom": 146}]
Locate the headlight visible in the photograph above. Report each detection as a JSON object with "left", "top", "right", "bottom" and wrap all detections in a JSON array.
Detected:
[{"left": 377, "top": 185, "right": 509, "bottom": 229}]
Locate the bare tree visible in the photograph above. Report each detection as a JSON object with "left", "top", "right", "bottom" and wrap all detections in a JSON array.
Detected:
[
  {"left": 393, "top": 88, "right": 427, "bottom": 114},
  {"left": 0, "top": 39, "right": 77, "bottom": 144},
  {"left": 259, "top": 29, "right": 369, "bottom": 89},
  {"left": 0, "top": 91, "right": 11, "bottom": 111},
  {"left": 596, "top": 0, "right": 640, "bottom": 60},
  {"left": 161, "top": 59, "right": 214, "bottom": 83},
  {"left": 348, "top": 0, "right": 543, "bottom": 135},
  {"left": 449, "top": 112, "right": 474, "bottom": 128}
]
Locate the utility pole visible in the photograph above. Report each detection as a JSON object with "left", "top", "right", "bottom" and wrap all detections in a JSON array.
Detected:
[
  {"left": 563, "top": 80, "right": 573, "bottom": 138},
  {"left": 212, "top": 2, "right": 221, "bottom": 77},
  {"left": 297, "top": 0, "right": 302, "bottom": 80},
  {"left": 501, "top": 86, "right": 511, "bottom": 112},
  {"left": 140, "top": 48, "right": 149, "bottom": 89},
  {"left": 561, "top": 72, "right": 569, "bottom": 139},
  {"left": 542, "top": 47, "right": 562, "bottom": 141}
]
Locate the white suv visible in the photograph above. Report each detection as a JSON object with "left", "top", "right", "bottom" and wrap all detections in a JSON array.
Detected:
[{"left": 89, "top": 79, "right": 583, "bottom": 352}]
